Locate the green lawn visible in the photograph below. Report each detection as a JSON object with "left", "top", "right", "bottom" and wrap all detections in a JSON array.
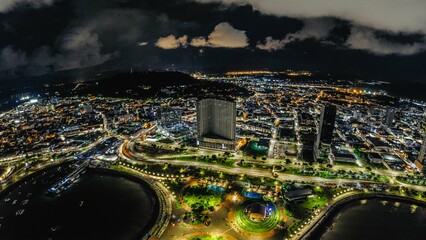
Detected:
[
  {"left": 287, "top": 220, "right": 303, "bottom": 235},
  {"left": 299, "top": 194, "right": 328, "bottom": 211},
  {"left": 183, "top": 185, "right": 225, "bottom": 211},
  {"left": 234, "top": 200, "right": 281, "bottom": 234}
]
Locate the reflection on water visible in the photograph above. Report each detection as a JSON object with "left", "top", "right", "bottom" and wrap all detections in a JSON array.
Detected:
[
  {"left": 315, "top": 199, "right": 426, "bottom": 240},
  {"left": 411, "top": 205, "right": 418, "bottom": 213},
  {"left": 0, "top": 170, "right": 158, "bottom": 240}
]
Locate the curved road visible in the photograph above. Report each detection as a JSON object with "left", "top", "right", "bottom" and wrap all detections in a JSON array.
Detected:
[{"left": 120, "top": 139, "right": 426, "bottom": 192}]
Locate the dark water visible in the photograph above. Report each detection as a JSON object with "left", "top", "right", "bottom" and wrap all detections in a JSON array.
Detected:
[
  {"left": 375, "top": 82, "right": 426, "bottom": 102},
  {"left": 0, "top": 169, "right": 158, "bottom": 240},
  {"left": 316, "top": 199, "right": 426, "bottom": 240}
]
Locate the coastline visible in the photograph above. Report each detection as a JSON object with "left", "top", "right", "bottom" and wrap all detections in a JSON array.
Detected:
[
  {"left": 0, "top": 164, "right": 162, "bottom": 240},
  {"left": 87, "top": 168, "right": 162, "bottom": 240},
  {"left": 300, "top": 192, "right": 426, "bottom": 240}
]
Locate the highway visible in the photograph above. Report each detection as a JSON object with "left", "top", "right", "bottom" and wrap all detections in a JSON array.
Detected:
[
  {"left": 0, "top": 134, "right": 111, "bottom": 166},
  {"left": 120, "top": 139, "right": 426, "bottom": 193}
]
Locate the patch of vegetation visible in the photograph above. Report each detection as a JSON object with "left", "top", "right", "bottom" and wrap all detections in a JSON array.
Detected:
[
  {"left": 183, "top": 185, "right": 225, "bottom": 211},
  {"left": 299, "top": 194, "right": 328, "bottom": 211},
  {"left": 183, "top": 211, "right": 208, "bottom": 225},
  {"left": 244, "top": 141, "right": 268, "bottom": 157},
  {"left": 234, "top": 200, "right": 281, "bottom": 234},
  {"left": 287, "top": 220, "right": 302, "bottom": 235}
]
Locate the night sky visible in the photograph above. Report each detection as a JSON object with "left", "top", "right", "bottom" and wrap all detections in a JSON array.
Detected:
[{"left": 1, "top": 0, "right": 426, "bottom": 83}]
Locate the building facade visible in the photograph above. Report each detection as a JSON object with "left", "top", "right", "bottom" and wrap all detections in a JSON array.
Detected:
[
  {"left": 418, "top": 134, "right": 426, "bottom": 164},
  {"left": 197, "top": 98, "right": 236, "bottom": 150},
  {"left": 415, "top": 134, "right": 426, "bottom": 172},
  {"left": 384, "top": 107, "right": 396, "bottom": 126},
  {"left": 314, "top": 104, "right": 337, "bottom": 161}
]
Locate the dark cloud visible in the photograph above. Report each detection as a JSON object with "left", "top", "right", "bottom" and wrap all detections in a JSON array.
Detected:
[
  {"left": 194, "top": 0, "right": 426, "bottom": 34},
  {"left": 0, "top": 45, "right": 28, "bottom": 71},
  {"left": 0, "top": 0, "right": 426, "bottom": 82},
  {"left": 0, "top": 0, "right": 58, "bottom": 13},
  {"left": 257, "top": 18, "right": 335, "bottom": 51},
  {"left": 347, "top": 26, "right": 426, "bottom": 55},
  {"left": 195, "top": 0, "right": 426, "bottom": 56},
  {"left": 0, "top": 2, "right": 196, "bottom": 76},
  {"left": 0, "top": 8, "right": 142, "bottom": 74},
  {"left": 255, "top": 17, "right": 426, "bottom": 55}
]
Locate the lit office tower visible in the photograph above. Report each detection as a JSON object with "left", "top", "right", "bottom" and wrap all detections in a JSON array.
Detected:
[
  {"left": 384, "top": 107, "right": 396, "bottom": 126},
  {"left": 314, "top": 104, "right": 337, "bottom": 161},
  {"left": 415, "top": 134, "right": 426, "bottom": 172},
  {"left": 197, "top": 98, "right": 236, "bottom": 150},
  {"left": 418, "top": 134, "right": 426, "bottom": 164},
  {"left": 318, "top": 104, "right": 337, "bottom": 144}
]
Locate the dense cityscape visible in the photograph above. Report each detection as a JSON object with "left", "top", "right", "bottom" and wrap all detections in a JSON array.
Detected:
[
  {"left": 1, "top": 0, "right": 426, "bottom": 240},
  {"left": 0, "top": 71, "right": 425, "bottom": 240}
]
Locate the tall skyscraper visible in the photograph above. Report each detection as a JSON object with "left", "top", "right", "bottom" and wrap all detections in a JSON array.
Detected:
[
  {"left": 197, "top": 98, "right": 236, "bottom": 150},
  {"left": 318, "top": 104, "right": 337, "bottom": 144},
  {"left": 414, "top": 134, "right": 426, "bottom": 172},
  {"left": 419, "top": 134, "right": 426, "bottom": 163},
  {"left": 384, "top": 107, "right": 396, "bottom": 126},
  {"left": 314, "top": 104, "right": 337, "bottom": 161}
]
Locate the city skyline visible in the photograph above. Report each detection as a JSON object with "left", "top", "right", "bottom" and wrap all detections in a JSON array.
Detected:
[
  {"left": 1, "top": 1, "right": 426, "bottom": 240},
  {"left": 1, "top": 70, "right": 426, "bottom": 240}
]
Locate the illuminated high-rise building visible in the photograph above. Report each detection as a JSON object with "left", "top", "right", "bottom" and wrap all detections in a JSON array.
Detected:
[
  {"left": 419, "top": 134, "right": 426, "bottom": 164},
  {"left": 314, "top": 104, "right": 337, "bottom": 161},
  {"left": 197, "top": 98, "right": 236, "bottom": 150},
  {"left": 384, "top": 107, "right": 396, "bottom": 126},
  {"left": 415, "top": 134, "right": 426, "bottom": 172},
  {"left": 319, "top": 105, "right": 336, "bottom": 144}
]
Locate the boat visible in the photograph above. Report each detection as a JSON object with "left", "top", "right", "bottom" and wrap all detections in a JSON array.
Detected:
[
  {"left": 50, "top": 226, "right": 62, "bottom": 232},
  {"left": 15, "top": 209, "right": 25, "bottom": 216}
]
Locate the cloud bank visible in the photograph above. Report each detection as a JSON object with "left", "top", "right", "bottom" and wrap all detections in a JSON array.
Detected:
[
  {"left": 156, "top": 22, "right": 249, "bottom": 50},
  {"left": 190, "top": 22, "right": 249, "bottom": 48},
  {"left": 0, "top": 0, "right": 57, "bottom": 13},
  {"left": 347, "top": 26, "right": 426, "bottom": 56},
  {"left": 194, "top": 0, "right": 426, "bottom": 34},
  {"left": 257, "top": 19, "right": 334, "bottom": 51},
  {"left": 196, "top": 0, "right": 426, "bottom": 55},
  {"left": 155, "top": 35, "right": 188, "bottom": 49},
  {"left": 0, "top": 8, "right": 157, "bottom": 75},
  {"left": 0, "top": 46, "right": 27, "bottom": 71}
]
